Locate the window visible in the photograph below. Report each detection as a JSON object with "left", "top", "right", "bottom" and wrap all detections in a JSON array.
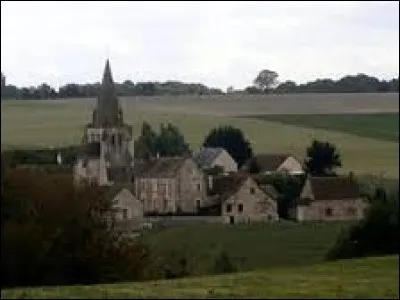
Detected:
[
  {"left": 196, "top": 200, "right": 201, "bottom": 210},
  {"left": 238, "top": 203, "right": 243, "bottom": 213},
  {"left": 347, "top": 207, "right": 357, "bottom": 216},
  {"left": 197, "top": 183, "right": 201, "bottom": 191},
  {"left": 226, "top": 203, "right": 232, "bottom": 213},
  {"left": 111, "top": 135, "right": 116, "bottom": 146},
  {"left": 122, "top": 209, "right": 128, "bottom": 220},
  {"left": 229, "top": 216, "right": 235, "bottom": 224},
  {"left": 250, "top": 187, "right": 255, "bottom": 194},
  {"left": 325, "top": 208, "right": 333, "bottom": 217}
]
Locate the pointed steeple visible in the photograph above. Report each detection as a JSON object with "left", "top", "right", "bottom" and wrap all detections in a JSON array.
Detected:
[{"left": 93, "top": 59, "right": 121, "bottom": 127}]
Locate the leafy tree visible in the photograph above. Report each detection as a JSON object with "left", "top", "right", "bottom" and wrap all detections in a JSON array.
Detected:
[
  {"left": 202, "top": 125, "right": 253, "bottom": 167},
  {"left": 326, "top": 185, "right": 399, "bottom": 260},
  {"left": 1, "top": 72, "right": 5, "bottom": 87},
  {"left": 304, "top": 140, "right": 342, "bottom": 176},
  {"left": 157, "top": 123, "right": 191, "bottom": 157},
  {"left": 134, "top": 122, "right": 158, "bottom": 159},
  {"left": 253, "top": 69, "right": 279, "bottom": 92},
  {"left": 1, "top": 167, "right": 153, "bottom": 288},
  {"left": 134, "top": 122, "right": 190, "bottom": 159}
]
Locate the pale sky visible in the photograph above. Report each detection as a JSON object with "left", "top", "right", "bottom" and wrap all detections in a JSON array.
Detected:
[{"left": 1, "top": 1, "right": 399, "bottom": 90}]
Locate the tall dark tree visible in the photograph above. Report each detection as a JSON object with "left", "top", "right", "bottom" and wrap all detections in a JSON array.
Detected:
[
  {"left": 202, "top": 125, "right": 253, "bottom": 167},
  {"left": 157, "top": 123, "right": 190, "bottom": 157},
  {"left": 253, "top": 69, "right": 279, "bottom": 92},
  {"left": 134, "top": 122, "right": 158, "bottom": 159},
  {"left": 304, "top": 140, "right": 342, "bottom": 176}
]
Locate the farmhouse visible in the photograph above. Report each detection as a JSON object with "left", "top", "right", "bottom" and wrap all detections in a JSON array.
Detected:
[
  {"left": 242, "top": 154, "right": 304, "bottom": 175},
  {"left": 290, "top": 176, "right": 367, "bottom": 222},
  {"left": 134, "top": 157, "right": 207, "bottom": 214},
  {"left": 193, "top": 147, "right": 238, "bottom": 173},
  {"left": 209, "top": 173, "right": 279, "bottom": 224}
]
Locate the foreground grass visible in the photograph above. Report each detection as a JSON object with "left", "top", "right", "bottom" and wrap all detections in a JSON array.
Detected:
[
  {"left": 2, "top": 256, "right": 398, "bottom": 299},
  {"left": 247, "top": 113, "right": 399, "bottom": 142},
  {"left": 1, "top": 99, "right": 398, "bottom": 178},
  {"left": 139, "top": 222, "right": 353, "bottom": 275}
]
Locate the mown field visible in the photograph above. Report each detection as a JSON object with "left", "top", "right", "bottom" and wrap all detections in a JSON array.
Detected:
[
  {"left": 1, "top": 96, "right": 398, "bottom": 178},
  {"left": 246, "top": 112, "right": 399, "bottom": 142},
  {"left": 138, "top": 222, "right": 353, "bottom": 275},
  {"left": 2, "top": 255, "right": 398, "bottom": 299}
]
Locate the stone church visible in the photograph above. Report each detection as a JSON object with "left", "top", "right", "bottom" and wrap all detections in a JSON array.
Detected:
[{"left": 74, "top": 59, "right": 134, "bottom": 187}]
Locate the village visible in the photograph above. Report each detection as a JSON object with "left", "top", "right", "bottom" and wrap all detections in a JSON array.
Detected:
[{"left": 68, "top": 60, "right": 368, "bottom": 234}]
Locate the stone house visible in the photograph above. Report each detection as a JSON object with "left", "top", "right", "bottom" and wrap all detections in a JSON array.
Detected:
[
  {"left": 134, "top": 157, "right": 207, "bottom": 214},
  {"left": 209, "top": 173, "right": 279, "bottom": 224},
  {"left": 193, "top": 147, "right": 238, "bottom": 173},
  {"left": 290, "top": 176, "right": 367, "bottom": 222},
  {"left": 242, "top": 154, "right": 304, "bottom": 175}
]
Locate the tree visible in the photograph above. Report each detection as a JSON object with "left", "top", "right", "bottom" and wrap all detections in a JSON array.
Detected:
[
  {"left": 1, "top": 72, "right": 5, "bottom": 87},
  {"left": 157, "top": 123, "right": 191, "bottom": 157},
  {"left": 326, "top": 185, "right": 399, "bottom": 260},
  {"left": 134, "top": 122, "right": 190, "bottom": 159},
  {"left": 202, "top": 125, "right": 253, "bottom": 167},
  {"left": 253, "top": 69, "right": 279, "bottom": 92},
  {"left": 134, "top": 122, "right": 158, "bottom": 159},
  {"left": 304, "top": 140, "right": 342, "bottom": 176}
]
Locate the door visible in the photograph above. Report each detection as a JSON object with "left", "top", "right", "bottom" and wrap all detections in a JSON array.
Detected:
[{"left": 229, "top": 216, "right": 235, "bottom": 224}]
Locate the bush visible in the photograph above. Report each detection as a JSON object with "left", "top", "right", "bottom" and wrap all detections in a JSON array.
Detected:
[
  {"left": 326, "top": 185, "right": 399, "bottom": 260},
  {"left": 1, "top": 166, "right": 153, "bottom": 288},
  {"left": 213, "top": 250, "right": 237, "bottom": 274}
]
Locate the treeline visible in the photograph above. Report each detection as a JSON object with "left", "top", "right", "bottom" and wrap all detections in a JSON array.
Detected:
[
  {"left": 1, "top": 71, "right": 399, "bottom": 100},
  {"left": 1, "top": 75, "right": 223, "bottom": 100},
  {"left": 245, "top": 74, "right": 399, "bottom": 94}
]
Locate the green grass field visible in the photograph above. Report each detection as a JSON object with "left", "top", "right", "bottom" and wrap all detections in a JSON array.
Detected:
[
  {"left": 138, "top": 222, "right": 353, "bottom": 275},
  {"left": 246, "top": 113, "right": 399, "bottom": 142},
  {"left": 2, "top": 255, "right": 398, "bottom": 299},
  {"left": 1, "top": 98, "right": 399, "bottom": 178}
]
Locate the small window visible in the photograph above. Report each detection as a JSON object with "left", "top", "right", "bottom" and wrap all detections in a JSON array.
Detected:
[
  {"left": 229, "top": 216, "right": 235, "bottom": 224},
  {"left": 196, "top": 199, "right": 201, "bottom": 210},
  {"left": 226, "top": 203, "right": 232, "bottom": 213},
  {"left": 111, "top": 135, "right": 116, "bottom": 146},
  {"left": 347, "top": 207, "right": 357, "bottom": 216},
  {"left": 122, "top": 208, "right": 128, "bottom": 220},
  {"left": 250, "top": 187, "right": 255, "bottom": 194},
  {"left": 238, "top": 203, "right": 243, "bottom": 213},
  {"left": 325, "top": 208, "right": 333, "bottom": 217},
  {"left": 197, "top": 183, "right": 201, "bottom": 191}
]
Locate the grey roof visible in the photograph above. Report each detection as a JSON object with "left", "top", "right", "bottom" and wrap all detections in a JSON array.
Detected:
[
  {"left": 193, "top": 147, "right": 226, "bottom": 169},
  {"left": 134, "top": 157, "right": 188, "bottom": 178},
  {"left": 92, "top": 59, "right": 122, "bottom": 128},
  {"left": 242, "top": 154, "right": 292, "bottom": 173}
]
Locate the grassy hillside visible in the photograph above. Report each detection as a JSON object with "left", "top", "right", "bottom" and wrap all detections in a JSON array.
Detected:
[
  {"left": 1, "top": 99, "right": 399, "bottom": 178},
  {"left": 247, "top": 113, "right": 399, "bottom": 142},
  {"left": 138, "top": 222, "right": 353, "bottom": 275},
  {"left": 2, "top": 255, "right": 398, "bottom": 299}
]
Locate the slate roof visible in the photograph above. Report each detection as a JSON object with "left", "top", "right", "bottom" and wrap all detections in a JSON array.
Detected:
[
  {"left": 210, "top": 173, "right": 278, "bottom": 202},
  {"left": 193, "top": 147, "right": 226, "bottom": 169},
  {"left": 306, "top": 176, "right": 361, "bottom": 201},
  {"left": 134, "top": 157, "right": 188, "bottom": 178},
  {"left": 242, "top": 154, "right": 291, "bottom": 173}
]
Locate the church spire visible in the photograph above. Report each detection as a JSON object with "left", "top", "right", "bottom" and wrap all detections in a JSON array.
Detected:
[{"left": 93, "top": 59, "right": 121, "bottom": 127}]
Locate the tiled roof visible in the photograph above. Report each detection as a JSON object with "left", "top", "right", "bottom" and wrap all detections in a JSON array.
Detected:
[
  {"left": 134, "top": 157, "right": 188, "bottom": 178},
  {"left": 242, "top": 154, "right": 291, "bottom": 172},
  {"left": 308, "top": 176, "right": 360, "bottom": 201},
  {"left": 193, "top": 147, "right": 226, "bottom": 168}
]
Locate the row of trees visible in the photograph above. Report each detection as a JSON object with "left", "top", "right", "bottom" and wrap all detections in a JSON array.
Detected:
[
  {"left": 1, "top": 72, "right": 223, "bottom": 100},
  {"left": 2, "top": 70, "right": 398, "bottom": 100},
  {"left": 244, "top": 70, "right": 399, "bottom": 94}
]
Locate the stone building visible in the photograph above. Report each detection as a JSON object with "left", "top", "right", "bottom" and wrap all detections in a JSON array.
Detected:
[
  {"left": 74, "top": 59, "right": 134, "bottom": 187},
  {"left": 134, "top": 157, "right": 207, "bottom": 214},
  {"left": 193, "top": 147, "right": 238, "bottom": 173},
  {"left": 209, "top": 173, "right": 279, "bottom": 224},
  {"left": 290, "top": 176, "right": 367, "bottom": 222}
]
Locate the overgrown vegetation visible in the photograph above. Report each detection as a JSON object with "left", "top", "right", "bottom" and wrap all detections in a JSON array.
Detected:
[
  {"left": 327, "top": 184, "right": 399, "bottom": 260},
  {"left": 0, "top": 164, "right": 157, "bottom": 288}
]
